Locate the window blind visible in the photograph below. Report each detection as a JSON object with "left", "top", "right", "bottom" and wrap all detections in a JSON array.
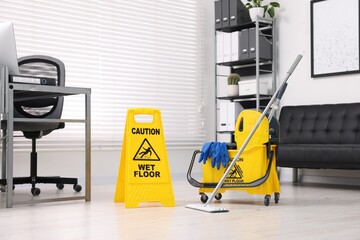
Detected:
[{"left": 0, "top": 0, "right": 206, "bottom": 150}]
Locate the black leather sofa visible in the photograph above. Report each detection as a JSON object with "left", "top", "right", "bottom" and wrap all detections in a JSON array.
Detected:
[{"left": 277, "top": 103, "right": 360, "bottom": 180}]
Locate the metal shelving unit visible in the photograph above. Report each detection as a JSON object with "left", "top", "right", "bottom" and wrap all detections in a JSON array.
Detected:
[{"left": 215, "top": 16, "right": 277, "bottom": 141}]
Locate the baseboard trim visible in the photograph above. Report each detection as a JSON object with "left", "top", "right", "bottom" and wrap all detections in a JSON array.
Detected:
[{"left": 299, "top": 175, "right": 360, "bottom": 187}]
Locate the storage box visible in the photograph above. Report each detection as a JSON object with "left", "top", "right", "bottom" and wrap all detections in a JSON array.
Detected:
[
  {"left": 216, "top": 76, "right": 227, "bottom": 97},
  {"left": 239, "top": 79, "right": 268, "bottom": 96},
  {"left": 216, "top": 65, "right": 231, "bottom": 76},
  {"left": 216, "top": 133, "right": 232, "bottom": 143},
  {"left": 217, "top": 100, "right": 242, "bottom": 132}
]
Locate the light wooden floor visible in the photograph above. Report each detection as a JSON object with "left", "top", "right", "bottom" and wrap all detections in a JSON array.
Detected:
[{"left": 0, "top": 179, "right": 359, "bottom": 240}]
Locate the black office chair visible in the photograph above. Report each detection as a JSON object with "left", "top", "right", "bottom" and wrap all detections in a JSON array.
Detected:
[{"left": 0, "top": 55, "right": 82, "bottom": 196}]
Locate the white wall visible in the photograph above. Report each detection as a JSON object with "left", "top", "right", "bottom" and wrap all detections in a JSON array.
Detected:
[
  {"left": 277, "top": 0, "right": 360, "bottom": 105},
  {"left": 276, "top": 0, "right": 360, "bottom": 184}
]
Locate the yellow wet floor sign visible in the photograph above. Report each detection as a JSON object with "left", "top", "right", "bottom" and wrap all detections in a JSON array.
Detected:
[{"left": 114, "top": 108, "right": 176, "bottom": 208}]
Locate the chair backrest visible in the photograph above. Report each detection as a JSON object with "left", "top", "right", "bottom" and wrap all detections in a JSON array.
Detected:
[
  {"left": 14, "top": 55, "right": 65, "bottom": 120},
  {"left": 10, "top": 55, "right": 66, "bottom": 138}
]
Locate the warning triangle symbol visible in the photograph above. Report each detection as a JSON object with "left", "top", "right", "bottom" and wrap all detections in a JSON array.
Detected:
[
  {"left": 133, "top": 138, "right": 160, "bottom": 161},
  {"left": 227, "top": 164, "right": 243, "bottom": 179}
]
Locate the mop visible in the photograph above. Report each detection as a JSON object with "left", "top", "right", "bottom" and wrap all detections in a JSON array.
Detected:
[{"left": 185, "top": 54, "right": 303, "bottom": 213}]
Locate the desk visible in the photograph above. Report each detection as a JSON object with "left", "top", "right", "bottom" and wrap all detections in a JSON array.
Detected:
[{"left": 0, "top": 66, "right": 91, "bottom": 208}]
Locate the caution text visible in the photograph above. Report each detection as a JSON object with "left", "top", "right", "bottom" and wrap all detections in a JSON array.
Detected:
[{"left": 131, "top": 128, "right": 160, "bottom": 135}]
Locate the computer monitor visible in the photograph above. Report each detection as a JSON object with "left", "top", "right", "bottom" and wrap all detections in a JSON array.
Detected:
[{"left": 0, "top": 21, "right": 19, "bottom": 75}]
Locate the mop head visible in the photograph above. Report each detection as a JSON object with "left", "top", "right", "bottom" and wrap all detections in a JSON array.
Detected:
[{"left": 185, "top": 203, "right": 229, "bottom": 213}]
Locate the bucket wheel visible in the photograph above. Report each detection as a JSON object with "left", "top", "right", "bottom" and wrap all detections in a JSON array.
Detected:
[
  {"left": 264, "top": 195, "right": 271, "bottom": 206},
  {"left": 274, "top": 192, "right": 280, "bottom": 204},
  {"left": 200, "top": 193, "right": 208, "bottom": 203},
  {"left": 215, "top": 193, "right": 222, "bottom": 201}
]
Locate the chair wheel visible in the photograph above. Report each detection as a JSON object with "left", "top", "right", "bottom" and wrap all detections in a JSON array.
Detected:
[
  {"left": 73, "top": 184, "right": 82, "bottom": 192},
  {"left": 56, "top": 183, "right": 64, "bottom": 190},
  {"left": 0, "top": 185, "right": 15, "bottom": 192},
  {"left": 31, "top": 187, "right": 41, "bottom": 196}
]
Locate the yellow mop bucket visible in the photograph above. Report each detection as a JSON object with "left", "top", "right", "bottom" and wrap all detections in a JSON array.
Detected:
[
  {"left": 187, "top": 110, "right": 280, "bottom": 206},
  {"left": 186, "top": 54, "right": 302, "bottom": 212}
]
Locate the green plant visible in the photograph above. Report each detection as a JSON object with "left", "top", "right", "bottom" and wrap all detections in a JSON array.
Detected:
[
  {"left": 246, "top": 0, "right": 280, "bottom": 18},
  {"left": 227, "top": 73, "right": 240, "bottom": 85}
]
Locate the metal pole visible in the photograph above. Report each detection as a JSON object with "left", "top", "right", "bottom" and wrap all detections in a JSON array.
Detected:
[
  {"left": 272, "top": 18, "right": 277, "bottom": 94},
  {"left": 85, "top": 91, "right": 91, "bottom": 202},
  {"left": 6, "top": 84, "right": 14, "bottom": 208},
  {"left": 0, "top": 66, "right": 6, "bottom": 180},
  {"left": 255, "top": 17, "right": 260, "bottom": 111}
]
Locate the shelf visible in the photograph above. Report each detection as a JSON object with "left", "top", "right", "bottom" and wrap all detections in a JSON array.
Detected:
[
  {"left": 239, "top": 100, "right": 270, "bottom": 109},
  {"left": 219, "top": 19, "right": 272, "bottom": 33},
  {"left": 217, "top": 130, "right": 234, "bottom": 134},
  {"left": 218, "top": 59, "right": 273, "bottom": 77},
  {"left": 218, "top": 94, "right": 271, "bottom": 101},
  {"left": 234, "top": 63, "right": 272, "bottom": 77},
  {"left": 217, "top": 94, "right": 271, "bottom": 109},
  {"left": 218, "top": 58, "right": 272, "bottom": 68}
]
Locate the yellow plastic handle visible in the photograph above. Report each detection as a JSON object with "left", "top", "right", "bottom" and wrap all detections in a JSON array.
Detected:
[
  {"left": 128, "top": 108, "right": 159, "bottom": 115},
  {"left": 128, "top": 108, "right": 161, "bottom": 124}
]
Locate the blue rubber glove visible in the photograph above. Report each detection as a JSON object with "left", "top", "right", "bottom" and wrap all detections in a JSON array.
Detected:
[
  {"left": 211, "top": 142, "right": 220, "bottom": 169},
  {"left": 199, "top": 142, "right": 213, "bottom": 164},
  {"left": 219, "top": 142, "right": 230, "bottom": 168},
  {"left": 211, "top": 142, "right": 229, "bottom": 170}
]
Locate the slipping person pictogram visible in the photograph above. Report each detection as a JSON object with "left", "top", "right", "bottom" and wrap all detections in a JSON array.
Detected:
[
  {"left": 139, "top": 147, "right": 152, "bottom": 159},
  {"left": 133, "top": 138, "right": 160, "bottom": 161}
]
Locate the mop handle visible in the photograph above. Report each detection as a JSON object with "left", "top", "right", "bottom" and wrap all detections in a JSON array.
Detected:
[
  {"left": 205, "top": 54, "right": 303, "bottom": 207},
  {"left": 265, "top": 54, "right": 303, "bottom": 122}
]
